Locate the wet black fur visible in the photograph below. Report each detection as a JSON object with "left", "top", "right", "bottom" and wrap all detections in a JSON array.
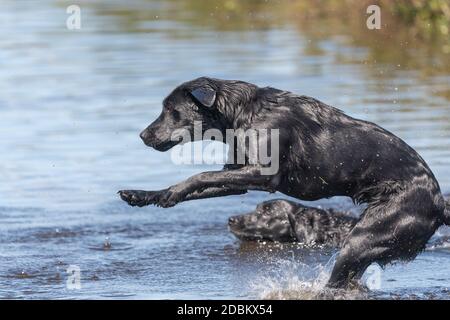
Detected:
[
  {"left": 119, "top": 77, "right": 449, "bottom": 288},
  {"left": 228, "top": 199, "right": 357, "bottom": 247}
]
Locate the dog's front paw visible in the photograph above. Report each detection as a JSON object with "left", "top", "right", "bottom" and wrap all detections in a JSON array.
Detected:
[
  {"left": 118, "top": 190, "right": 152, "bottom": 207},
  {"left": 118, "top": 188, "right": 183, "bottom": 208}
]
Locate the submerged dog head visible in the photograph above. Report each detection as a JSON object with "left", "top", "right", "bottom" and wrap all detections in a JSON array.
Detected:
[
  {"left": 229, "top": 199, "right": 358, "bottom": 246},
  {"left": 228, "top": 199, "right": 298, "bottom": 242}
]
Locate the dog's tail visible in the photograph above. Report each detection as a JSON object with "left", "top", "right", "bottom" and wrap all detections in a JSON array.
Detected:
[{"left": 444, "top": 198, "right": 450, "bottom": 226}]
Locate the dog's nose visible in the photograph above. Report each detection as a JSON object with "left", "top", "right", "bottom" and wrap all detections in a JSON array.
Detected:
[
  {"left": 139, "top": 130, "right": 148, "bottom": 141},
  {"left": 228, "top": 217, "right": 237, "bottom": 224}
]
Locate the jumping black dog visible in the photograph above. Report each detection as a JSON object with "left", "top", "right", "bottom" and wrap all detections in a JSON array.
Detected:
[
  {"left": 119, "top": 77, "right": 450, "bottom": 288},
  {"left": 228, "top": 199, "right": 357, "bottom": 247}
]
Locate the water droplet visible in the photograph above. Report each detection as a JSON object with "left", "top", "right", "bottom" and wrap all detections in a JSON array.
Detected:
[{"left": 103, "top": 237, "right": 112, "bottom": 250}]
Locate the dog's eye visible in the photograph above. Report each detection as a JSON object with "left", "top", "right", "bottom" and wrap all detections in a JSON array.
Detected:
[
  {"left": 166, "top": 105, "right": 179, "bottom": 117},
  {"left": 172, "top": 109, "right": 180, "bottom": 121}
]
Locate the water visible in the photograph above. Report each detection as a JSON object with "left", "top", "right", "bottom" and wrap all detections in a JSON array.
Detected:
[{"left": 0, "top": 0, "right": 449, "bottom": 299}]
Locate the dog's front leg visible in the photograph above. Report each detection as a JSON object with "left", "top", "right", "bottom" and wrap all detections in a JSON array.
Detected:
[
  {"left": 184, "top": 187, "right": 247, "bottom": 201},
  {"left": 119, "top": 167, "right": 277, "bottom": 208},
  {"left": 118, "top": 189, "right": 168, "bottom": 207},
  {"left": 153, "top": 166, "right": 277, "bottom": 207},
  {"left": 118, "top": 187, "right": 248, "bottom": 207}
]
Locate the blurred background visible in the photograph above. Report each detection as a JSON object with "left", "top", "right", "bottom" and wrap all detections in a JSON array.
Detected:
[{"left": 0, "top": 0, "right": 449, "bottom": 299}]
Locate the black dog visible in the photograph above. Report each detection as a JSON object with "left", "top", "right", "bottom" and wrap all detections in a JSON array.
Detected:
[
  {"left": 119, "top": 77, "right": 450, "bottom": 288},
  {"left": 228, "top": 199, "right": 357, "bottom": 247}
]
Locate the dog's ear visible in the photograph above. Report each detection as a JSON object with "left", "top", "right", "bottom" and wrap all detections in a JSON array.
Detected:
[{"left": 190, "top": 86, "right": 216, "bottom": 107}]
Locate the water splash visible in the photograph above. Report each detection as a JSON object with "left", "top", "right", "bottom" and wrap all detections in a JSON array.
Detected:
[
  {"left": 249, "top": 252, "right": 369, "bottom": 300},
  {"left": 426, "top": 235, "right": 450, "bottom": 251},
  {"left": 86, "top": 237, "right": 133, "bottom": 251}
]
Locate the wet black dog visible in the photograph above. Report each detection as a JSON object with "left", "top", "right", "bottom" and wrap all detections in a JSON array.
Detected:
[
  {"left": 228, "top": 199, "right": 357, "bottom": 247},
  {"left": 119, "top": 77, "right": 450, "bottom": 288},
  {"left": 229, "top": 198, "right": 450, "bottom": 248}
]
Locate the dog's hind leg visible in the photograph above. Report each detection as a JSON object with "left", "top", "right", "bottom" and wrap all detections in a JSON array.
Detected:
[{"left": 327, "top": 185, "right": 443, "bottom": 289}]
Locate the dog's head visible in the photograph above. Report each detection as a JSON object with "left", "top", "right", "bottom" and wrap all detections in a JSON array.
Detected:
[
  {"left": 228, "top": 199, "right": 299, "bottom": 242},
  {"left": 139, "top": 77, "right": 225, "bottom": 151}
]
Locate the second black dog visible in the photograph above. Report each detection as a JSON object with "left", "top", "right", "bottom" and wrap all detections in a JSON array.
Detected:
[{"left": 228, "top": 199, "right": 357, "bottom": 247}]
